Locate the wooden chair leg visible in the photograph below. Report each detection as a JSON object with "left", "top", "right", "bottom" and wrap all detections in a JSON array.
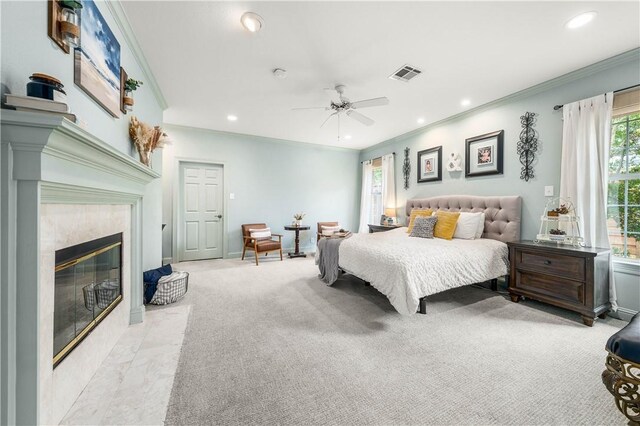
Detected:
[
  {"left": 280, "top": 248, "right": 283, "bottom": 261},
  {"left": 255, "top": 250, "right": 259, "bottom": 266},
  {"left": 241, "top": 246, "right": 246, "bottom": 260}
]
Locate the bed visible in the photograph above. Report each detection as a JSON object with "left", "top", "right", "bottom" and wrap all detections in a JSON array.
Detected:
[{"left": 338, "top": 195, "right": 522, "bottom": 315}]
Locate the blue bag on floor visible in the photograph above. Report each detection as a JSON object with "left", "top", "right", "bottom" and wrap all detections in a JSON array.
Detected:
[{"left": 143, "top": 264, "right": 173, "bottom": 304}]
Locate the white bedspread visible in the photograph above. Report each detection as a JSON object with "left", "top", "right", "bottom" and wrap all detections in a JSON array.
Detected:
[{"left": 338, "top": 228, "right": 509, "bottom": 315}]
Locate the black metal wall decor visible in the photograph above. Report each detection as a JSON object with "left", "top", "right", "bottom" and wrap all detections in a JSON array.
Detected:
[
  {"left": 517, "top": 112, "right": 538, "bottom": 182},
  {"left": 402, "top": 147, "right": 410, "bottom": 189}
]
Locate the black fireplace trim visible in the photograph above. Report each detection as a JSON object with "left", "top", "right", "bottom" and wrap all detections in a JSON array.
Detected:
[{"left": 56, "top": 233, "right": 123, "bottom": 267}]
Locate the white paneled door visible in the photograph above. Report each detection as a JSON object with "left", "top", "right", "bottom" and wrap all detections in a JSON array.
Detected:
[{"left": 179, "top": 162, "right": 224, "bottom": 261}]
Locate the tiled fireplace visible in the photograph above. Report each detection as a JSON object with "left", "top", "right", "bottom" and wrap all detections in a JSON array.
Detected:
[{"left": 1, "top": 111, "right": 160, "bottom": 425}]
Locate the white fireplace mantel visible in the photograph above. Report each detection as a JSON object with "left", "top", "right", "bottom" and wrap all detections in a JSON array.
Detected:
[{"left": 1, "top": 110, "right": 159, "bottom": 425}]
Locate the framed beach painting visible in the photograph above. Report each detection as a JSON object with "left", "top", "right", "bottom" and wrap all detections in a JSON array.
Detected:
[
  {"left": 465, "top": 130, "right": 504, "bottom": 177},
  {"left": 74, "top": 0, "right": 121, "bottom": 117},
  {"left": 417, "top": 146, "right": 442, "bottom": 183}
]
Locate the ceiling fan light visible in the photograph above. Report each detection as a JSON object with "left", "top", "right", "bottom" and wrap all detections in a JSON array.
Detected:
[{"left": 241, "top": 12, "right": 263, "bottom": 33}]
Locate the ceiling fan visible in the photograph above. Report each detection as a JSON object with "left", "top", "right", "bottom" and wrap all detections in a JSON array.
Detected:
[{"left": 293, "top": 84, "right": 389, "bottom": 139}]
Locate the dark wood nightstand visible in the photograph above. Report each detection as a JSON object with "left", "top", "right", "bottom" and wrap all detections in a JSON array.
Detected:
[
  {"left": 367, "top": 224, "right": 402, "bottom": 233},
  {"left": 507, "top": 241, "right": 610, "bottom": 326}
]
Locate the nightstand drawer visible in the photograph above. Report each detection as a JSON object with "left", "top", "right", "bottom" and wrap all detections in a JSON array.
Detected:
[
  {"left": 517, "top": 271, "right": 585, "bottom": 305},
  {"left": 517, "top": 250, "right": 585, "bottom": 281}
]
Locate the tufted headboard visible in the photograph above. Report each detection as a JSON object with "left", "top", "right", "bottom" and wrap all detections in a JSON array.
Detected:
[{"left": 406, "top": 195, "right": 522, "bottom": 243}]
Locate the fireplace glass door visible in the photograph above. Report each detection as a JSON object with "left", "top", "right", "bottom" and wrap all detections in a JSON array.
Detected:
[{"left": 54, "top": 233, "right": 122, "bottom": 367}]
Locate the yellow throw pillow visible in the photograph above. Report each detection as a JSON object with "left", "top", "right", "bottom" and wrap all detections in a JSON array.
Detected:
[
  {"left": 434, "top": 211, "right": 460, "bottom": 240},
  {"left": 407, "top": 209, "right": 433, "bottom": 233}
]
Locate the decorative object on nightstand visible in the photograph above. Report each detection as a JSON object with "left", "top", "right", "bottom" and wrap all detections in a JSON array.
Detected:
[
  {"left": 536, "top": 197, "right": 583, "bottom": 246},
  {"left": 517, "top": 112, "right": 538, "bottom": 181},
  {"left": 507, "top": 240, "right": 610, "bottom": 326},
  {"left": 368, "top": 224, "right": 402, "bottom": 233},
  {"left": 384, "top": 207, "right": 396, "bottom": 225}
]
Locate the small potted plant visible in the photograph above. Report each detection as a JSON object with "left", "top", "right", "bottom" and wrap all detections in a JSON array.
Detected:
[
  {"left": 293, "top": 212, "right": 305, "bottom": 226},
  {"left": 123, "top": 78, "right": 143, "bottom": 112}
]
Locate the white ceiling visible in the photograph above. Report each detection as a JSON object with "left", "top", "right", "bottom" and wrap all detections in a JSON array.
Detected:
[{"left": 122, "top": 1, "right": 640, "bottom": 149}]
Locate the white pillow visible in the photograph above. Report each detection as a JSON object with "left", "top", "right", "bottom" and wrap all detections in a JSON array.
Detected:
[
  {"left": 321, "top": 225, "right": 341, "bottom": 236},
  {"left": 475, "top": 213, "right": 486, "bottom": 239},
  {"left": 453, "top": 212, "right": 483, "bottom": 239},
  {"left": 249, "top": 227, "right": 271, "bottom": 239}
]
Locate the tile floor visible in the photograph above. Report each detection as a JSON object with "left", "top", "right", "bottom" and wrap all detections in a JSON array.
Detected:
[{"left": 61, "top": 304, "right": 191, "bottom": 425}]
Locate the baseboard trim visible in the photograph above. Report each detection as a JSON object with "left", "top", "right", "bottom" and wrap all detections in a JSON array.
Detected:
[
  {"left": 130, "top": 305, "right": 145, "bottom": 325},
  {"left": 609, "top": 307, "right": 638, "bottom": 322}
]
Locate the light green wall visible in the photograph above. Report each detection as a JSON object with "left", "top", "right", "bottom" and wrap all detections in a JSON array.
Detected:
[
  {"left": 0, "top": 0, "right": 165, "bottom": 271},
  {"left": 359, "top": 49, "right": 640, "bottom": 319},
  {"left": 0, "top": 1, "right": 166, "bottom": 423},
  {"left": 162, "top": 125, "right": 361, "bottom": 260}
]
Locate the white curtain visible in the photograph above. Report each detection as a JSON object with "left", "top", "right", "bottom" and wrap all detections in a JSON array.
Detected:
[
  {"left": 358, "top": 160, "right": 374, "bottom": 233},
  {"left": 559, "top": 92, "right": 617, "bottom": 310},
  {"left": 381, "top": 153, "right": 397, "bottom": 218}
]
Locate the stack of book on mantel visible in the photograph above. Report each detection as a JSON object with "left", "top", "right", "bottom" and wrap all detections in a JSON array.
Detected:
[{"left": 5, "top": 94, "right": 76, "bottom": 123}]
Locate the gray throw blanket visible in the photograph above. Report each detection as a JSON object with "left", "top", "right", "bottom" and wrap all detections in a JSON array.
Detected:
[{"left": 315, "top": 237, "right": 349, "bottom": 285}]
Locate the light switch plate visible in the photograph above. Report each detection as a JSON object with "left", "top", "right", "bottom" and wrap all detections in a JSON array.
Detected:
[
  {"left": 229, "top": 193, "right": 235, "bottom": 200},
  {"left": 544, "top": 186, "right": 554, "bottom": 197}
]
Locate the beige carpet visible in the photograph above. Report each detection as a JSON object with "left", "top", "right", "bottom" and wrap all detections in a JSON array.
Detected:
[{"left": 164, "top": 256, "right": 626, "bottom": 425}]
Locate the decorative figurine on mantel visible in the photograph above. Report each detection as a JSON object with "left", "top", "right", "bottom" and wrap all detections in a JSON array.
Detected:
[{"left": 129, "top": 116, "right": 170, "bottom": 167}]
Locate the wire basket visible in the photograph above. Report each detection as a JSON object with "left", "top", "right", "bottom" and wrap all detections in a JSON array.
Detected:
[{"left": 149, "top": 271, "right": 189, "bottom": 305}]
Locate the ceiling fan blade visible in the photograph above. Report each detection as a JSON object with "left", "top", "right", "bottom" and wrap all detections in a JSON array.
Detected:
[
  {"left": 350, "top": 97, "right": 389, "bottom": 109},
  {"left": 346, "top": 110, "right": 374, "bottom": 126},
  {"left": 292, "top": 106, "right": 330, "bottom": 111},
  {"left": 320, "top": 112, "right": 338, "bottom": 128}
]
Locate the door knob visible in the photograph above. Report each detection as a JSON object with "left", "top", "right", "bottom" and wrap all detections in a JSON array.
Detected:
[{"left": 216, "top": 215, "right": 222, "bottom": 219}]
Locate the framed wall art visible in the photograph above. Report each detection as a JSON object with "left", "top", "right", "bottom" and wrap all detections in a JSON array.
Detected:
[
  {"left": 465, "top": 130, "right": 504, "bottom": 177},
  {"left": 417, "top": 146, "right": 442, "bottom": 183},
  {"left": 74, "top": 0, "right": 121, "bottom": 117}
]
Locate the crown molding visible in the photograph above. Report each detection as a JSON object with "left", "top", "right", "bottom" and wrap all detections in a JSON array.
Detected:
[
  {"left": 163, "top": 122, "right": 361, "bottom": 153},
  {"left": 362, "top": 48, "right": 640, "bottom": 154},
  {"left": 104, "top": 1, "right": 168, "bottom": 111}
]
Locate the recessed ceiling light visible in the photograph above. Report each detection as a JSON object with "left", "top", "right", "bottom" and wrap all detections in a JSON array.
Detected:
[
  {"left": 227, "top": 115, "right": 238, "bottom": 121},
  {"left": 461, "top": 99, "right": 471, "bottom": 107},
  {"left": 241, "top": 12, "right": 264, "bottom": 33},
  {"left": 344, "top": 135, "right": 352, "bottom": 140},
  {"left": 417, "top": 118, "right": 425, "bottom": 124},
  {"left": 565, "top": 11, "right": 597, "bottom": 29}
]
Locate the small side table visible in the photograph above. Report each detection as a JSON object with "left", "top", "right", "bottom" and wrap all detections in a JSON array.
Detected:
[
  {"left": 284, "top": 225, "right": 310, "bottom": 258},
  {"left": 368, "top": 224, "right": 402, "bottom": 233}
]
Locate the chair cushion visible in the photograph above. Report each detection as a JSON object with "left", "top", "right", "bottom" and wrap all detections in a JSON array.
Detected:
[
  {"left": 250, "top": 227, "right": 271, "bottom": 239},
  {"left": 255, "top": 240, "right": 281, "bottom": 252},
  {"left": 606, "top": 312, "right": 640, "bottom": 363},
  {"left": 321, "top": 225, "right": 341, "bottom": 236}
]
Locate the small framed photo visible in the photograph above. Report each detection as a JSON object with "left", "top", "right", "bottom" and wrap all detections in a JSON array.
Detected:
[
  {"left": 465, "top": 130, "right": 504, "bottom": 177},
  {"left": 417, "top": 146, "right": 442, "bottom": 183}
]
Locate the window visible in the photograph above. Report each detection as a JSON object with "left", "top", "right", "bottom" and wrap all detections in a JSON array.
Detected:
[
  {"left": 608, "top": 110, "right": 640, "bottom": 259},
  {"left": 370, "top": 161, "right": 383, "bottom": 225}
]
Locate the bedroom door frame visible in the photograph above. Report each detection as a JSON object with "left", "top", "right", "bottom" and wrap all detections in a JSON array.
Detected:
[{"left": 172, "top": 158, "right": 229, "bottom": 262}]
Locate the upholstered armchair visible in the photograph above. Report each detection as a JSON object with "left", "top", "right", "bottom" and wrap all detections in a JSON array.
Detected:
[
  {"left": 317, "top": 221, "right": 339, "bottom": 242},
  {"left": 241, "top": 223, "right": 283, "bottom": 266}
]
